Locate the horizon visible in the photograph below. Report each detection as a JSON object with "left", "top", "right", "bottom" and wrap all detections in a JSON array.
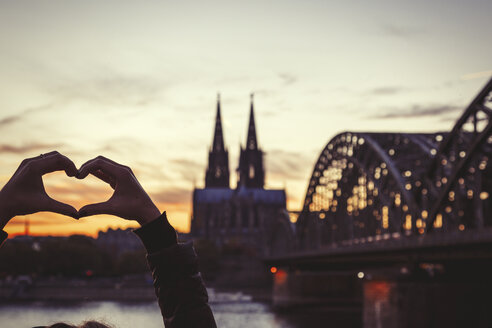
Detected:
[{"left": 1, "top": 0, "right": 491, "bottom": 237}]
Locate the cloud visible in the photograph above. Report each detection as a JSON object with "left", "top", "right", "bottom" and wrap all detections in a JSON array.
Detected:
[
  {"left": 7, "top": 215, "right": 76, "bottom": 227},
  {"left": 372, "top": 104, "right": 463, "bottom": 119},
  {"left": 369, "top": 87, "right": 404, "bottom": 95},
  {"left": 266, "top": 149, "right": 313, "bottom": 180},
  {"left": 169, "top": 158, "right": 204, "bottom": 183},
  {"left": 381, "top": 24, "right": 422, "bottom": 38},
  {"left": 0, "top": 103, "right": 56, "bottom": 127},
  {"left": 278, "top": 73, "right": 298, "bottom": 86},
  {"left": 151, "top": 187, "right": 192, "bottom": 204},
  {"left": 49, "top": 73, "right": 164, "bottom": 108},
  {"left": 461, "top": 70, "right": 492, "bottom": 80},
  {"left": 132, "top": 161, "right": 173, "bottom": 182},
  {"left": 0, "top": 142, "right": 63, "bottom": 154}
]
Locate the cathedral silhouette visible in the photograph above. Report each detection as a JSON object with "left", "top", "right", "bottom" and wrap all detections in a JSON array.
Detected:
[{"left": 191, "top": 94, "right": 288, "bottom": 253}]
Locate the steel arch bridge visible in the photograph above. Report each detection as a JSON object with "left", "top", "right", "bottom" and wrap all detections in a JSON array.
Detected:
[{"left": 296, "top": 78, "right": 492, "bottom": 251}]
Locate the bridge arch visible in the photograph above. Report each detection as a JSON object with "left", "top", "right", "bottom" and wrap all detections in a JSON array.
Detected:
[
  {"left": 297, "top": 132, "right": 441, "bottom": 249},
  {"left": 425, "top": 78, "right": 492, "bottom": 232},
  {"left": 297, "top": 78, "right": 492, "bottom": 250}
]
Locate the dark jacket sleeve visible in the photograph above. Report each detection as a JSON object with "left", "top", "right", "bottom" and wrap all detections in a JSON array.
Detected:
[
  {"left": 0, "top": 229, "right": 7, "bottom": 248},
  {"left": 134, "top": 212, "right": 217, "bottom": 328}
]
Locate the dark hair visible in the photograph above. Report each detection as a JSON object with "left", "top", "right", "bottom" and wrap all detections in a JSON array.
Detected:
[{"left": 45, "top": 321, "right": 113, "bottom": 328}]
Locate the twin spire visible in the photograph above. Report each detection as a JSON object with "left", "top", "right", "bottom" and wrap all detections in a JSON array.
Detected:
[
  {"left": 207, "top": 93, "right": 264, "bottom": 189},
  {"left": 212, "top": 93, "right": 258, "bottom": 153},
  {"left": 212, "top": 93, "right": 225, "bottom": 152},
  {"left": 246, "top": 93, "right": 258, "bottom": 150}
]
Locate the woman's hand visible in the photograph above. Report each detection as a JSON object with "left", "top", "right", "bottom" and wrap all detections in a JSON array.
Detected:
[
  {"left": 0, "top": 151, "right": 79, "bottom": 230},
  {"left": 77, "top": 156, "right": 160, "bottom": 226}
]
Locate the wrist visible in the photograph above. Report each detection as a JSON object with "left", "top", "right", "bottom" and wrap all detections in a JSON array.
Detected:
[
  {"left": 0, "top": 196, "right": 13, "bottom": 230},
  {"left": 136, "top": 204, "right": 161, "bottom": 226}
]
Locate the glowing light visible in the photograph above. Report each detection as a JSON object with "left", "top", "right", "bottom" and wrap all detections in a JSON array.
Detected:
[
  {"left": 421, "top": 210, "right": 428, "bottom": 219},
  {"left": 404, "top": 214, "right": 412, "bottom": 230},
  {"left": 357, "top": 271, "right": 364, "bottom": 279},
  {"left": 434, "top": 214, "right": 443, "bottom": 228},
  {"left": 270, "top": 267, "right": 278, "bottom": 274},
  {"left": 319, "top": 212, "right": 326, "bottom": 219},
  {"left": 467, "top": 190, "right": 474, "bottom": 199},
  {"left": 480, "top": 191, "right": 489, "bottom": 200},
  {"left": 394, "top": 193, "right": 401, "bottom": 207},
  {"left": 404, "top": 170, "right": 412, "bottom": 177},
  {"left": 459, "top": 224, "right": 465, "bottom": 231},
  {"left": 382, "top": 206, "right": 389, "bottom": 229},
  {"left": 405, "top": 183, "right": 412, "bottom": 190}
]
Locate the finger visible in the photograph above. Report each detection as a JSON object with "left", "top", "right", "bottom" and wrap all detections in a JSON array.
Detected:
[
  {"left": 92, "top": 169, "right": 117, "bottom": 189},
  {"left": 78, "top": 201, "right": 116, "bottom": 218},
  {"left": 12, "top": 151, "right": 58, "bottom": 178},
  {"left": 100, "top": 156, "right": 136, "bottom": 177},
  {"left": 30, "top": 152, "right": 78, "bottom": 177},
  {"left": 78, "top": 157, "right": 123, "bottom": 180},
  {"left": 43, "top": 197, "right": 79, "bottom": 219}
]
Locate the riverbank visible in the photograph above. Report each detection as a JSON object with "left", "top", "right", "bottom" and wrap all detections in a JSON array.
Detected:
[{"left": 0, "top": 275, "right": 272, "bottom": 304}]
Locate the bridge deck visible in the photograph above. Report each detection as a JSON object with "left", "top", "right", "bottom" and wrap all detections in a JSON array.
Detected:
[{"left": 265, "top": 228, "right": 492, "bottom": 269}]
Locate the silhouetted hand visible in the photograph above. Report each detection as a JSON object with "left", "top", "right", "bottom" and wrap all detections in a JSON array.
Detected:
[
  {"left": 77, "top": 156, "right": 160, "bottom": 226},
  {"left": 0, "top": 151, "right": 79, "bottom": 230}
]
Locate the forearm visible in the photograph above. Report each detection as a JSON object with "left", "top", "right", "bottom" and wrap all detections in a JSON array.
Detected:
[
  {"left": 134, "top": 213, "right": 216, "bottom": 328},
  {"left": 0, "top": 192, "right": 12, "bottom": 247},
  {"left": 0, "top": 191, "right": 13, "bottom": 231}
]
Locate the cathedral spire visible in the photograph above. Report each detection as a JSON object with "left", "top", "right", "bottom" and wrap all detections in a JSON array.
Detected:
[
  {"left": 212, "top": 93, "right": 225, "bottom": 152},
  {"left": 205, "top": 93, "right": 230, "bottom": 188},
  {"left": 237, "top": 93, "right": 264, "bottom": 188},
  {"left": 246, "top": 93, "right": 258, "bottom": 150}
]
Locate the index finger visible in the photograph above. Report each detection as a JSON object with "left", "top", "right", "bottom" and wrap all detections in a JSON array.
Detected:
[
  {"left": 77, "top": 157, "right": 124, "bottom": 180},
  {"left": 30, "top": 151, "right": 78, "bottom": 177}
]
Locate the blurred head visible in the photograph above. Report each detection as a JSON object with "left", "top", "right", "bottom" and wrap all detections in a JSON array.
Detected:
[{"left": 40, "top": 321, "right": 113, "bottom": 328}]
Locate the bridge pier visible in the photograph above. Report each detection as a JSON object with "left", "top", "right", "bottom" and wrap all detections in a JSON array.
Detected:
[
  {"left": 272, "top": 265, "right": 492, "bottom": 328},
  {"left": 272, "top": 268, "right": 362, "bottom": 309},
  {"left": 364, "top": 278, "right": 492, "bottom": 328}
]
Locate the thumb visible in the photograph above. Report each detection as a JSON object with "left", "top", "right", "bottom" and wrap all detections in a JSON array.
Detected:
[
  {"left": 79, "top": 201, "right": 115, "bottom": 218},
  {"left": 44, "top": 197, "right": 79, "bottom": 219}
]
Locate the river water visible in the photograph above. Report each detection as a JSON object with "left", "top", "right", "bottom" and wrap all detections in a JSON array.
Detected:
[{"left": 0, "top": 293, "right": 360, "bottom": 328}]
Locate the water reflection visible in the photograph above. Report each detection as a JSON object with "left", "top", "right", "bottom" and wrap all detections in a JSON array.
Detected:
[{"left": 0, "top": 294, "right": 361, "bottom": 328}]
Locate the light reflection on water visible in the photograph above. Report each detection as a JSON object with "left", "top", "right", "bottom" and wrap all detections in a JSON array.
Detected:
[{"left": 0, "top": 299, "right": 360, "bottom": 328}]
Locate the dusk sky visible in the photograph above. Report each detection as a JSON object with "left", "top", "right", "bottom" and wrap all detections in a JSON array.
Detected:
[{"left": 0, "top": 0, "right": 490, "bottom": 236}]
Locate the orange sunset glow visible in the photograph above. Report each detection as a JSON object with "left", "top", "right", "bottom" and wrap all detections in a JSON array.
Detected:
[{"left": 0, "top": 0, "right": 490, "bottom": 237}]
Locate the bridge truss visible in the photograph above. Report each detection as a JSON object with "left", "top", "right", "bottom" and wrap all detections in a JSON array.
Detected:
[{"left": 297, "top": 79, "right": 492, "bottom": 250}]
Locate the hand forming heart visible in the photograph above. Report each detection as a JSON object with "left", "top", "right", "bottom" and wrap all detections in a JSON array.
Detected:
[{"left": 0, "top": 151, "right": 160, "bottom": 230}]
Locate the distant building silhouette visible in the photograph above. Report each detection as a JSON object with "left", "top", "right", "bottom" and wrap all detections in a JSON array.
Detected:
[
  {"left": 191, "top": 94, "right": 289, "bottom": 256},
  {"left": 96, "top": 228, "right": 143, "bottom": 255},
  {"left": 205, "top": 94, "right": 230, "bottom": 188},
  {"left": 237, "top": 94, "right": 265, "bottom": 188}
]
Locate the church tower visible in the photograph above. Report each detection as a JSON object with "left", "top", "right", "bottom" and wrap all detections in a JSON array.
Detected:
[
  {"left": 237, "top": 94, "right": 265, "bottom": 188},
  {"left": 205, "top": 94, "right": 230, "bottom": 188}
]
